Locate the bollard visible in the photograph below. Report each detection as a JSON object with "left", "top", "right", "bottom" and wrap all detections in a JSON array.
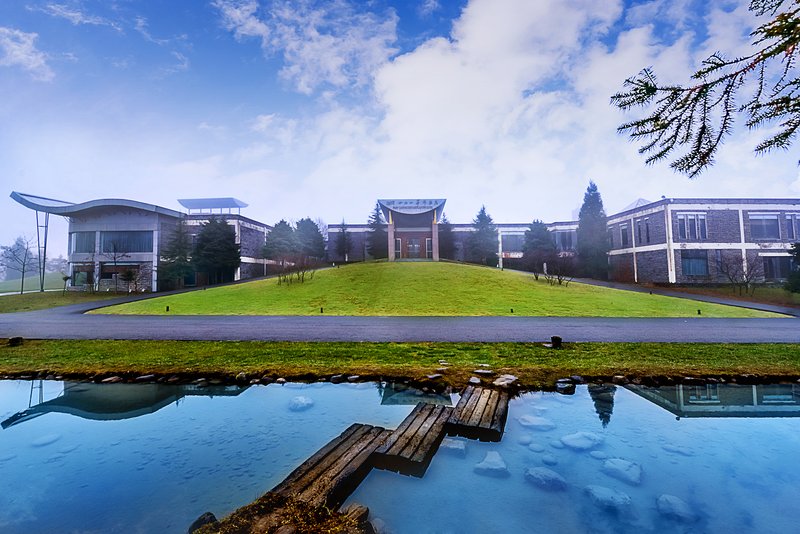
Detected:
[
  {"left": 697, "top": 309, "right": 701, "bottom": 315},
  {"left": 511, "top": 308, "right": 514, "bottom": 313},
  {"left": 320, "top": 307, "right": 324, "bottom": 314},
  {"left": 551, "top": 335, "right": 562, "bottom": 349},
  {"left": 166, "top": 305, "right": 170, "bottom": 312}
]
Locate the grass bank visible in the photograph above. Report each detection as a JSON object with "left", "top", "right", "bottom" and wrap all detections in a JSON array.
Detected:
[
  {"left": 0, "top": 291, "right": 122, "bottom": 313},
  {"left": 96, "top": 262, "right": 779, "bottom": 317},
  {"left": 2, "top": 340, "right": 799, "bottom": 388},
  {"left": 0, "top": 272, "right": 65, "bottom": 293}
]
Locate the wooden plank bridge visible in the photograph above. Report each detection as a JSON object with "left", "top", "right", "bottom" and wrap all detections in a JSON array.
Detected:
[{"left": 207, "top": 386, "right": 511, "bottom": 530}]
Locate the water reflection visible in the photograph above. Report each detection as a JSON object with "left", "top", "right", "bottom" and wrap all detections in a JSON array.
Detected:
[
  {"left": 588, "top": 384, "right": 616, "bottom": 427},
  {"left": 2, "top": 381, "right": 249, "bottom": 428},
  {"left": 627, "top": 383, "right": 800, "bottom": 418},
  {"left": 378, "top": 381, "right": 453, "bottom": 406}
]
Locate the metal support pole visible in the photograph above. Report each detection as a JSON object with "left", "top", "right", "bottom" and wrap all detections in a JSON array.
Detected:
[{"left": 35, "top": 210, "right": 49, "bottom": 292}]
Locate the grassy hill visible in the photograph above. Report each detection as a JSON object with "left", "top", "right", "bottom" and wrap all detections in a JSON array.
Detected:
[
  {"left": 97, "top": 262, "right": 780, "bottom": 318},
  {"left": 0, "top": 272, "right": 65, "bottom": 293}
]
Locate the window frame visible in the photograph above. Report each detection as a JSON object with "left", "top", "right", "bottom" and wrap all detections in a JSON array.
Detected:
[
  {"left": 749, "top": 213, "right": 781, "bottom": 240},
  {"left": 676, "top": 213, "right": 707, "bottom": 241}
]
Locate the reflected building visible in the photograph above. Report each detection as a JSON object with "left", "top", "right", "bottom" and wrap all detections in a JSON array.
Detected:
[
  {"left": 2, "top": 381, "right": 249, "bottom": 429},
  {"left": 626, "top": 383, "right": 800, "bottom": 418},
  {"left": 378, "top": 381, "right": 453, "bottom": 407}
]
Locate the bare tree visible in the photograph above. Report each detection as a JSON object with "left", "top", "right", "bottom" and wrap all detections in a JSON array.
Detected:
[
  {"left": 716, "top": 250, "right": 765, "bottom": 296},
  {"left": 1, "top": 237, "right": 36, "bottom": 294},
  {"left": 543, "top": 253, "right": 576, "bottom": 287},
  {"left": 101, "top": 240, "right": 130, "bottom": 293}
]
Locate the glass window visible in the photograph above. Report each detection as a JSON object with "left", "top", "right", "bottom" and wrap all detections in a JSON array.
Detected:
[
  {"left": 787, "top": 214, "right": 798, "bottom": 240},
  {"left": 677, "top": 214, "right": 707, "bottom": 240},
  {"left": 750, "top": 214, "right": 780, "bottom": 239},
  {"left": 763, "top": 256, "right": 792, "bottom": 280},
  {"left": 426, "top": 238, "right": 433, "bottom": 259},
  {"left": 681, "top": 249, "right": 709, "bottom": 276},
  {"left": 100, "top": 231, "right": 153, "bottom": 253},
  {"left": 620, "top": 224, "right": 629, "bottom": 248},
  {"left": 635, "top": 218, "right": 651, "bottom": 244},
  {"left": 607, "top": 228, "right": 614, "bottom": 248},
  {"left": 71, "top": 231, "right": 95, "bottom": 253},
  {"left": 394, "top": 238, "right": 401, "bottom": 258}
]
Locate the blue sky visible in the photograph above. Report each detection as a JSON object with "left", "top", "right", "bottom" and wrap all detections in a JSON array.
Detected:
[{"left": 1, "top": 0, "right": 798, "bottom": 256}]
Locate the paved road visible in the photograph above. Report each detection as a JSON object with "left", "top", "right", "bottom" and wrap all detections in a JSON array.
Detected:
[{"left": 0, "top": 302, "right": 798, "bottom": 342}]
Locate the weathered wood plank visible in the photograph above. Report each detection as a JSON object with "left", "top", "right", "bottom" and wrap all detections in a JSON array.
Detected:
[
  {"left": 385, "top": 403, "right": 435, "bottom": 457},
  {"left": 374, "top": 402, "right": 427, "bottom": 456},
  {"left": 409, "top": 405, "right": 452, "bottom": 464},
  {"left": 448, "top": 386, "right": 475, "bottom": 424},
  {"left": 490, "top": 391, "right": 510, "bottom": 434},
  {"left": 466, "top": 388, "right": 493, "bottom": 428},
  {"left": 399, "top": 404, "right": 445, "bottom": 459},
  {"left": 301, "top": 426, "right": 388, "bottom": 508},
  {"left": 272, "top": 423, "right": 367, "bottom": 496},
  {"left": 478, "top": 390, "right": 500, "bottom": 429},
  {"left": 455, "top": 386, "right": 483, "bottom": 424}
]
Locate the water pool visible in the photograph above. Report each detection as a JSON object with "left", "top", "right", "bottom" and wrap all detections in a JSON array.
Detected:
[
  {"left": 348, "top": 383, "right": 800, "bottom": 533},
  {"left": 0, "top": 380, "right": 429, "bottom": 533}
]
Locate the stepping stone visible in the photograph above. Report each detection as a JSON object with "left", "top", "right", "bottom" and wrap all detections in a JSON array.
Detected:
[
  {"left": 528, "top": 443, "right": 545, "bottom": 453},
  {"left": 524, "top": 467, "right": 567, "bottom": 491},
  {"left": 288, "top": 396, "right": 315, "bottom": 412},
  {"left": 439, "top": 438, "right": 467, "bottom": 457},
  {"left": 493, "top": 374, "right": 518, "bottom": 387},
  {"left": 541, "top": 454, "right": 558, "bottom": 466},
  {"left": 584, "top": 485, "right": 632, "bottom": 512},
  {"left": 656, "top": 494, "right": 696, "bottom": 522},
  {"left": 602, "top": 458, "right": 642, "bottom": 485},
  {"left": 474, "top": 369, "right": 494, "bottom": 376},
  {"left": 468, "top": 377, "right": 482, "bottom": 385},
  {"left": 473, "top": 451, "right": 509, "bottom": 478},
  {"left": 518, "top": 415, "right": 556, "bottom": 431},
  {"left": 560, "top": 432, "right": 603, "bottom": 451}
]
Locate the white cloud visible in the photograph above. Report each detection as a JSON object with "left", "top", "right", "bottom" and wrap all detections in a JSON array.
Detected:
[
  {"left": 32, "top": 3, "right": 122, "bottom": 31},
  {"left": 214, "top": 0, "right": 398, "bottom": 94},
  {"left": 418, "top": 0, "right": 441, "bottom": 17},
  {"left": 0, "top": 27, "right": 54, "bottom": 81}
]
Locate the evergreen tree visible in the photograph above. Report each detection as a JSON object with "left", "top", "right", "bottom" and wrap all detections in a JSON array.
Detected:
[
  {"left": 334, "top": 219, "right": 353, "bottom": 261},
  {"left": 786, "top": 243, "right": 800, "bottom": 293},
  {"left": 192, "top": 217, "right": 241, "bottom": 285},
  {"left": 366, "top": 203, "right": 388, "bottom": 259},
  {"left": 523, "top": 219, "right": 556, "bottom": 274},
  {"left": 263, "top": 220, "right": 297, "bottom": 265},
  {"left": 576, "top": 181, "right": 609, "bottom": 279},
  {"left": 295, "top": 217, "right": 326, "bottom": 259},
  {"left": 160, "top": 220, "right": 193, "bottom": 289},
  {"left": 466, "top": 206, "right": 498, "bottom": 267},
  {"left": 612, "top": 0, "right": 800, "bottom": 177},
  {"left": 438, "top": 214, "right": 455, "bottom": 260}
]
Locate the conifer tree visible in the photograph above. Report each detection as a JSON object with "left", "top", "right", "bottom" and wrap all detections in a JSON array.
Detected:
[
  {"left": 366, "top": 203, "right": 388, "bottom": 259},
  {"left": 334, "top": 219, "right": 353, "bottom": 261},
  {"left": 786, "top": 243, "right": 800, "bottom": 293},
  {"left": 438, "top": 214, "right": 455, "bottom": 260},
  {"left": 295, "top": 218, "right": 326, "bottom": 259},
  {"left": 160, "top": 220, "right": 193, "bottom": 289},
  {"left": 466, "top": 206, "right": 498, "bottom": 267},
  {"left": 193, "top": 217, "right": 241, "bottom": 285},
  {"left": 523, "top": 219, "right": 556, "bottom": 274},
  {"left": 612, "top": 0, "right": 800, "bottom": 176},
  {"left": 576, "top": 181, "right": 609, "bottom": 279},
  {"left": 263, "top": 220, "right": 297, "bottom": 265}
]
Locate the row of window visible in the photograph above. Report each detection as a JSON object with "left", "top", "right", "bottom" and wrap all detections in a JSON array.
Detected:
[
  {"left": 680, "top": 250, "right": 796, "bottom": 279},
  {"left": 70, "top": 231, "right": 154, "bottom": 254},
  {"left": 612, "top": 212, "right": 800, "bottom": 248},
  {"left": 394, "top": 238, "right": 434, "bottom": 259}
]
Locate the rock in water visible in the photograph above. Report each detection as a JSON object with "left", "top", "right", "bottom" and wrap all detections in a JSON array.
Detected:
[
  {"left": 524, "top": 467, "right": 567, "bottom": 491},
  {"left": 601, "top": 458, "right": 642, "bottom": 485},
  {"left": 473, "top": 451, "right": 509, "bottom": 478},
  {"left": 584, "top": 485, "right": 632, "bottom": 512},
  {"left": 187, "top": 512, "right": 217, "bottom": 533},
  {"left": 518, "top": 415, "right": 556, "bottom": 431},
  {"left": 656, "top": 494, "right": 696, "bottom": 522},
  {"left": 517, "top": 434, "right": 533, "bottom": 446},
  {"left": 288, "top": 396, "right": 315, "bottom": 412},
  {"left": 541, "top": 454, "right": 558, "bottom": 466},
  {"left": 661, "top": 443, "right": 694, "bottom": 456},
  {"left": 589, "top": 451, "right": 608, "bottom": 460},
  {"left": 31, "top": 434, "right": 61, "bottom": 447},
  {"left": 439, "top": 438, "right": 467, "bottom": 457},
  {"left": 528, "top": 443, "right": 545, "bottom": 453},
  {"left": 560, "top": 432, "right": 603, "bottom": 451}
]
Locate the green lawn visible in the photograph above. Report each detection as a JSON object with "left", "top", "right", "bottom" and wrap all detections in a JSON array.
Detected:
[
  {"left": 0, "top": 272, "right": 65, "bottom": 293},
  {"left": 97, "top": 261, "right": 781, "bottom": 317},
  {"left": 2, "top": 340, "right": 799, "bottom": 388},
  {"left": 0, "top": 291, "right": 122, "bottom": 313}
]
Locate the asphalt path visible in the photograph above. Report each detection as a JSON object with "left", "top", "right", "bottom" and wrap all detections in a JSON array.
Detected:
[{"left": 0, "top": 300, "right": 798, "bottom": 342}]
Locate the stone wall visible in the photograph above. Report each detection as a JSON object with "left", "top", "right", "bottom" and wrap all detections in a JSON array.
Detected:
[{"left": 635, "top": 250, "right": 669, "bottom": 283}]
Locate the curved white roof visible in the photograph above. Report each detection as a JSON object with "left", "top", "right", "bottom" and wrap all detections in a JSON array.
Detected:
[
  {"left": 10, "top": 191, "right": 183, "bottom": 218},
  {"left": 378, "top": 199, "right": 446, "bottom": 222}
]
